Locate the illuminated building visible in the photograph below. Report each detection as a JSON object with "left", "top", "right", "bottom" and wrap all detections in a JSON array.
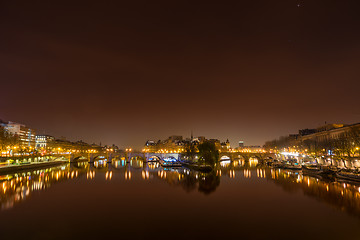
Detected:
[
  {"left": 299, "top": 123, "right": 359, "bottom": 143},
  {"left": 35, "top": 135, "right": 55, "bottom": 150},
  {"left": 2, "top": 121, "right": 36, "bottom": 148},
  {"left": 220, "top": 139, "right": 230, "bottom": 151}
]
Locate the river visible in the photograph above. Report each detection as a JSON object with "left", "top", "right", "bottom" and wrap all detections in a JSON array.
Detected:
[{"left": 0, "top": 159, "right": 360, "bottom": 239}]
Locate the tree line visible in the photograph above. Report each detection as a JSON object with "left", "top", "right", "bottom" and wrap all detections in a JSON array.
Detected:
[{"left": 184, "top": 140, "right": 219, "bottom": 165}]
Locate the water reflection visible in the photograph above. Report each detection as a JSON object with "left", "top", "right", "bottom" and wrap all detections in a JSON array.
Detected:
[
  {"left": 93, "top": 160, "right": 107, "bottom": 169},
  {"left": 0, "top": 164, "right": 84, "bottom": 210},
  {"left": 2, "top": 159, "right": 360, "bottom": 219},
  {"left": 113, "top": 160, "right": 126, "bottom": 168},
  {"left": 267, "top": 167, "right": 360, "bottom": 218}
]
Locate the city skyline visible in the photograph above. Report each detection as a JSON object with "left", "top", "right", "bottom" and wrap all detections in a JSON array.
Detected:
[{"left": 0, "top": 118, "right": 259, "bottom": 149}]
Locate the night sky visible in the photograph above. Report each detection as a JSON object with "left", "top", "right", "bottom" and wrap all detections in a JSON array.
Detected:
[{"left": 1, "top": 1, "right": 360, "bottom": 149}]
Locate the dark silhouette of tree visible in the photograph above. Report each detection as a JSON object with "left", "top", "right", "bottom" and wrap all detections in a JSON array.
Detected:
[
  {"left": 184, "top": 142, "right": 197, "bottom": 161},
  {"left": 0, "top": 126, "right": 20, "bottom": 152},
  {"left": 198, "top": 171, "right": 220, "bottom": 195},
  {"left": 198, "top": 141, "right": 219, "bottom": 166}
]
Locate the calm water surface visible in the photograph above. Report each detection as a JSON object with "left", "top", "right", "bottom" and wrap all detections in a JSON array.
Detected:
[{"left": 1, "top": 159, "right": 360, "bottom": 240}]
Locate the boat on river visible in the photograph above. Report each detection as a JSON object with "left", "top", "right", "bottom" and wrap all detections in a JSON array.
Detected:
[
  {"left": 302, "top": 165, "right": 324, "bottom": 174},
  {"left": 336, "top": 169, "right": 360, "bottom": 182},
  {"left": 282, "top": 159, "right": 302, "bottom": 170},
  {"left": 283, "top": 162, "right": 302, "bottom": 170},
  {"left": 270, "top": 159, "right": 284, "bottom": 168},
  {"left": 302, "top": 165, "right": 338, "bottom": 178},
  {"left": 159, "top": 157, "right": 182, "bottom": 168}
]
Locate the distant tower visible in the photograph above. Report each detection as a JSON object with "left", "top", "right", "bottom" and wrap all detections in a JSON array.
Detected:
[{"left": 191, "top": 130, "right": 193, "bottom": 140}]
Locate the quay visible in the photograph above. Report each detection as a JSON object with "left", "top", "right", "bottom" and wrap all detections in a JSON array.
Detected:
[{"left": 0, "top": 160, "right": 68, "bottom": 175}]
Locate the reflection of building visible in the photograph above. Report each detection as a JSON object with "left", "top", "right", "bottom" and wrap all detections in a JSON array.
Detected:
[
  {"left": 35, "top": 135, "right": 55, "bottom": 150},
  {"left": 2, "top": 121, "right": 36, "bottom": 148},
  {"left": 267, "top": 167, "right": 360, "bottom": 219},
  {"left": 0, "top": 164, "right": 81, "bottom": 211}
]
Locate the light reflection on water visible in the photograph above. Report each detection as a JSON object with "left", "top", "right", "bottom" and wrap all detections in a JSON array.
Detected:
[
  {"left": 2, "top": 159, "right": 360, "bottom": 221},
  {"left": 0, "top": 160, "right": 360, "bottom": 217},
  {"left": 0, "top": 165, "right": 82, "bottom": 211},
  {"left": 0, "top": 159, "right": 360, "bottom": 239}
]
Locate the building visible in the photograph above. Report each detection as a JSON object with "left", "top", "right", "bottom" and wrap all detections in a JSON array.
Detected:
[
  {"left": 2, "top": 121, "right": 36, "bottom": 148},
  {"left": 168, "top": 135, "right": 183, "bottom": 142},
  {"left": 143, "top": 135, "right": 234, "bottom": 153},
  {"left": 143, "top": 135, "right": 198, "bottom": 153},
  {"left": 191, "top": 136, "right": 206, "bottom": 144},
  {"left": 145, "top": 140, "right": 158, "bottom": 152},
  {"left": 35, "top": 135, "right": 55, "bottom": 150},
  {"left": 238, "top": 140, "right": 244, "bottom": 148},
  {"left": 220, "top": 139, "right": 231, "bottom": 151},
  {"left": 299, "top": 123, "right": 360, "bottom": 143}
]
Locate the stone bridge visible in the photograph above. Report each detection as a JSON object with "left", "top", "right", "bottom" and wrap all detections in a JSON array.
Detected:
[
  {"left": 68, "top": 152, "right": 123, "bottom": 163},
  {"left": 64, "top": 151, "right": 273, "bottom": 163},
  {"left": 67, "top": 152, "right": 180, "bottom": 163}
]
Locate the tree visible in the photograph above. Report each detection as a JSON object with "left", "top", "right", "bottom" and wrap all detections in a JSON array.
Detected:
[
  {"left": 198, "top": 141, "right": 219, "bottom": 166},
  {"left": 0, "top": 126, "right": 19, "bottom": 152},
  {"left": 184, "top": 142, "right": 197, "bottom": 161},
  {"left": 0, "top": 126, "right": 7, "bottom": 151}
]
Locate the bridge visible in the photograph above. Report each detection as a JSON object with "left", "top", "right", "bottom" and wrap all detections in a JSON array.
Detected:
[
  {"left": 68, "top": 151, "right": 181, "bottom": 163},
  {"left": 4, "top": 150, "right": 272, "bottom": 165},
  {"left": 69, "top": 152, "right": 123, "bottom": 163},
  {"left": 68, "top": 151, "right": 272, "bottom": 163}
]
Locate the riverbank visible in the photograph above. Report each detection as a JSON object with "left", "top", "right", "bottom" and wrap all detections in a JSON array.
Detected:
[{"left": 0, "top": 160, "right": 69, "bottom": 175}]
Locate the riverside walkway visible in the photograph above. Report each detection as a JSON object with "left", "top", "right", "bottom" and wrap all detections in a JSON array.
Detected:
[{"left": 0, "top": 160, "right": 68, "bottom": 174}]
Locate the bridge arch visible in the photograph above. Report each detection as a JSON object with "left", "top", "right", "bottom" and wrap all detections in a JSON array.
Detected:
[{"left": 219, "top": 155, "right": 231, "bottom": 161}]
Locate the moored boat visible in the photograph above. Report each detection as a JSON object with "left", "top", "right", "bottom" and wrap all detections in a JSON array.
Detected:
[
  {"left": 159, "top": 157, "right": 182, "bottom": 167},
  {"left": 302, "top": 165, "right": 324, "bottom": 174},
  {"left": 283, "top": 159, "right": 302, "bottom": 170},
  {"left": 283, "top": 163, "right": 302, "bottom": 170},
  {"left": 270, "top": 159, "right": 284, "bottom": 168},
  {"left": 336, "top": 169, "right": 360, "bottom": 182},
  {"left": 320, "top": 165, "right": 338, "bottom": 176}
]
